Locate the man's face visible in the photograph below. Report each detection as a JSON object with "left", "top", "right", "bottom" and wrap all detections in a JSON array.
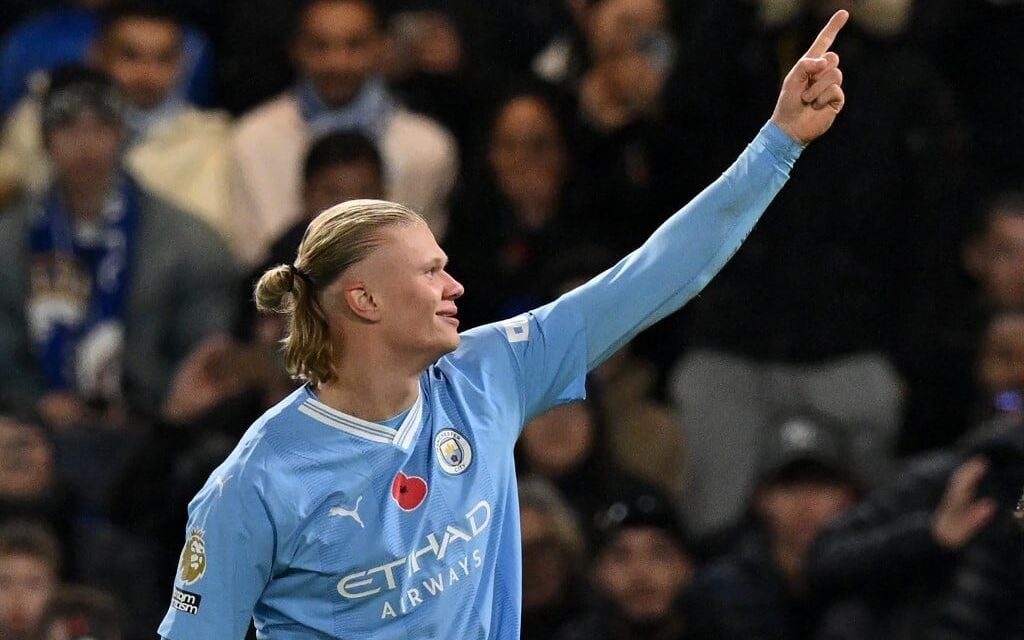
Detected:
[
  {"left": 47, "top": 113, "right": 123, "bottom": 192},
  {"left": 978, "top": 315, "right": 1024, "bottom": 399},
  {"left": 303, "top": 161, "right": 384, "bottom": 219},
  {"left": 337, "top": 223, "right": 464, "bottom": 363},
  {"left": 587, "top": 0, "right": 668, "bottom": 62},
  {"left": 97, "top": 17, "right": 183, "bottom": 109},
  {"left": 756, "top": 481, "right": 857, "bottom": 556},
  {"left": 595, "top": 527, "right": 693, "bottom": 623},
  {"left": 488, "top": 96, "right": 566, "bottom": 214},
  {"left": 0, "top": 420, "right": 53, "bottom": 499},
  {"left": 293, "top": 0, "right": 382, "bottom": 108},
  {"left": 520, "top": 402, "right": 593, "bottom": 477},
  {"left": 520, "top": 506, "right": 573, "bottom": 610},
  {"left": 0, "top": 554, "right": 56, "bottom": 636},
  {"left": 969, "top": 213, "right": 1024, "bottom": 308}
]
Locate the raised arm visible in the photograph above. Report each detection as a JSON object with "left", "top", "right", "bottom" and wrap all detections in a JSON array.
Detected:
[
  {"left": 457, "top": 13, "right": 849, "bottom": 422},
  {"left": 565, "top": 10, "right": 849, "bottom": 368}
]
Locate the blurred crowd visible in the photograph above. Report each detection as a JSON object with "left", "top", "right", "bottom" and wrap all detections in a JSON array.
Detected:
[{"left": 0, "top": 0, "right": 1022, "bottom": 638}]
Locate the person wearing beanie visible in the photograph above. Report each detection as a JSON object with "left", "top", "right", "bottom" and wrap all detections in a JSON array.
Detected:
[
  {"left": 688, "top": 409, "right": 862, "bottom": 640},
  {"left": 0, "top": 65, "right": 237, "bottom": 432},
  {"left": 557, "top": 484, "right": 704, "bottom": 640},
  {"left": 0, "top": 2, "right": 233, "bottom": 241}
]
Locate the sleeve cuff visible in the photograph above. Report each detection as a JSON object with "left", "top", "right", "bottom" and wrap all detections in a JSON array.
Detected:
[{"left": 758, "top": 121, "right": 806, "bottom": 166}]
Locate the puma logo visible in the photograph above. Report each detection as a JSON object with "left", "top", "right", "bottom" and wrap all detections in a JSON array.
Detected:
[{"left": 329, "top": 496, "right": 364, "bottom": 528}]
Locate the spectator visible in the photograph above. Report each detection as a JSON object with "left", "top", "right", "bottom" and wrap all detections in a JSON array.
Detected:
[
  {"left": 0, "top": 66, "right": 238, "bottom": 426},
  {"left": 973, "top": 311, "right": 1024, "bottom": 426},
  {"left": 517, "top": 395, "right": 637, "bottom": 538},
  {"left": 569, "top": 0, "right": 685, "bottom": 252},
  {"left": 519, "top": 475, "right": 588, "bottom": 640},
  {"left": 35, "top": 585, "right": 124, "bottom": 640},
  {"left": 964, "top": 192, "right": 1024, "bottom": 312},
  {"left": 668, "top": 0, "right": 968, "bottom": 536},
  {"left": 0, "top": 413, "right": 162, "bottom": 636},
  {"left": 161, "top": 130, "right": 387, "bottom": 428},
  {"left": 807, "top": 414, "right": 1024, "bottom": 639},
  {"left": 0, "top": 0, "right": 214, "bottom": 117},
  {"left": 558, "top": 484, "right": 703, "bottom": 640},
  {"left": 446, "top": 89, "right": 604, "bottom": 328},
  {"left": 0, "top": 415, "right": 78, "bottom": 573},
  {"left": 229, "top": 0, "right": 458, "bottom": 265},
  {"left": 0, "top": 1, "right": 233, "bottom": 238},
  {"left": 805, "top": 315, "right": 1024, "bottom": 639},
  {"left": 0, "top": 521, "right": 60, "bottom": 640},
  {"left": 544, "top": 246, "right": 686, "bottom": 501},
  {"left": 690, "top": 410, "right": 861, "bottom": 640},
  {"left": 901, "top": 191, "right": 1024, "bottom": 452},
  {"left": 264, "top": 130, "right": 386, "bottom": 271},
  {"left": 382, "top": 6, "right": 481, "bottom": 152}
]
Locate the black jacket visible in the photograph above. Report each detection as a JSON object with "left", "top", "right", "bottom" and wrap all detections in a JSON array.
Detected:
[{"left": 806, "top": 419, "right": 1024, "bottom": 640}]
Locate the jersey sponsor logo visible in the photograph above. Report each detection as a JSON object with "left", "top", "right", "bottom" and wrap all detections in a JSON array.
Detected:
[
  {"left": 329, "top": 496, "right": 365, "bottom": 528},
  {"left": 379, "top": 548, "right": 485, "bottom": 620},
  {"left": 336, "top": 500, "right": 492, "bottom": 617},
  {"left": 171, "top": 586, "right": 202, "bottom": 615},
  {"left": 502, "top": 316, "right": 530, "bottom": 343},
  {"left": 179, "top": 529, "right": 207, "bottom": 585},
  {"left": 391, "top": 472, "right": 428, "bottom": 511},
  {"left": 435, "top": 429, "right": 472, "bottom": 475}
]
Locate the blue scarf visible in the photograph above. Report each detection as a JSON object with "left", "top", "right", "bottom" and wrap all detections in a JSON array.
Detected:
[
  {"left": 27, "top": 176, "right": 139, "bottom": 401},
  {"left": 296, "top": 76, "right": 395, "bottom": 140}
]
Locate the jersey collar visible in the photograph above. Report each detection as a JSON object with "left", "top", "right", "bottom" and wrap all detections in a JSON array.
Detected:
[{"left": 298, "top": 386, "right": 425, "bottom": 451}]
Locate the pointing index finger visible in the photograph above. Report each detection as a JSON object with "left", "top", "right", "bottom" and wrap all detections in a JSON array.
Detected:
[{"left": 804, "top": 9, "right": 849, "bottom": 59}]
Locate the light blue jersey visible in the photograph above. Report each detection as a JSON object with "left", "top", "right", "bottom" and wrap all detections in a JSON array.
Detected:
[{"left": 159, "top": 122, "right": 803, "bottom": 639}]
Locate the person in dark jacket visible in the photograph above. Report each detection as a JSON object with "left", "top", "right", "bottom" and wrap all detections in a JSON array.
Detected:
[
  {"left": 557, "top": 483, "right": 704, "bottom": 640},
  {"left": 806, "top": 412, "right": 1024, "bottom": 640},
  {"left": 518, "top": 475, "right": 589, "bottom": 640},
  {"left": 689, "top": 410, "right": 862, "bottom": 640},
  {"left": 0, "top": 66, "right": 238, "bottom": 426}
]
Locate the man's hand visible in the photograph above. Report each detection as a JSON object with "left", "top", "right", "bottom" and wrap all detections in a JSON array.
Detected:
[
  {"left": 37, "top": 391, "right": 94, "bottom": 430},
  {"left": 162, "top": 335, "right": 254, "bottom": 424},
  {"left": 932, "top": 457, "right": 998, "bottom": 550},
  {"left": 770, "top": 10, "right": 849, "bottom": 145}
]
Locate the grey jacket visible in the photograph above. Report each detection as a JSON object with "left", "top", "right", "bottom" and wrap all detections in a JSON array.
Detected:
[{"left": 0, "top": 187, "right": 239, "bottom": 415}]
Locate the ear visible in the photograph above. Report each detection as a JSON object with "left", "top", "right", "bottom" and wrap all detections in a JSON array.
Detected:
[{"left": 344, "top": 283, "right": 380, "bottom": 321}]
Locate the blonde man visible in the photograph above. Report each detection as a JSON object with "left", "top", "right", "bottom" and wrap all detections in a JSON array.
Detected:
[{"left": 159, "top": 12, "right": 848, "bottom": 639}]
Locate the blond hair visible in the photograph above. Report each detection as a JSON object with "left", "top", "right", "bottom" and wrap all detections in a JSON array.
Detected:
[{"left": 254, "top": 199, "right": 424, "bottom": 387}]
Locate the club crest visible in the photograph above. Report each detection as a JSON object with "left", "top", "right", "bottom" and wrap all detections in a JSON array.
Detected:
[{"left": 435, "top": 429, "right": 472, "bottom": 475}]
